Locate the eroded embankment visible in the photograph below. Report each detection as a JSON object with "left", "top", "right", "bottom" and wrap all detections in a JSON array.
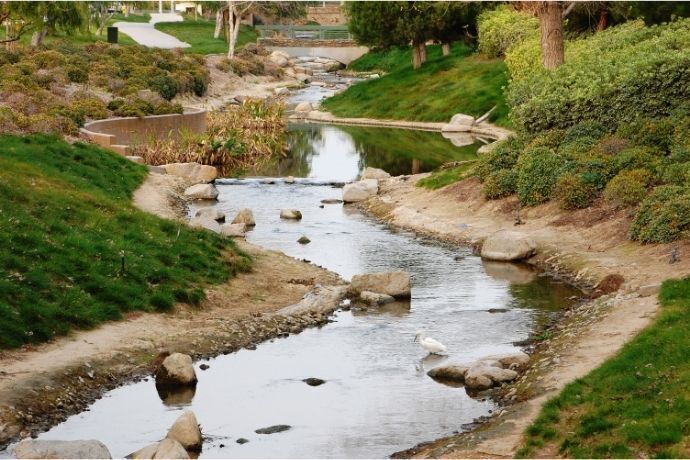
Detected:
[
  {"left": 0, "top": 173, "right": 347, "bottom": 449},
  {"left": 360, "top": 175, "right": 689, "bottom": 458}
]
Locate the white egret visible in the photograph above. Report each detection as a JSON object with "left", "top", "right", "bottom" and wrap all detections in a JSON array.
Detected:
[{"left": 413, "top": 331, "right": 447, "bottom": 355}]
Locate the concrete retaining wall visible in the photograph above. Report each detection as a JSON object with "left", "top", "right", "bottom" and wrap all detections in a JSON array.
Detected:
[
  {"left": 80, "top": 108, "right": 206, "bottom": 155},
  {"left": 259, "top": 39, "right": 368, "bottom": 65}
]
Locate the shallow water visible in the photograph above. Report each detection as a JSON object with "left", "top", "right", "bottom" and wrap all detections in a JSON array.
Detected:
[{"left": 14, "top": 126, "right": 581, "bottom": 459}]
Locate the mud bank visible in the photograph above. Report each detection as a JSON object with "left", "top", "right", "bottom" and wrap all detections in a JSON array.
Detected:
[
  {"left": 359, "top": 175, "right": 690, "bottom": 458},
  {"left": 0, "top": 173, "right": 347, "bottom": 449}
]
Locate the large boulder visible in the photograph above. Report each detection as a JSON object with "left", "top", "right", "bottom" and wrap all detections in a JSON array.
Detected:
[
  {"left": 441, "top": 113, "right": 475, "bottom": 133},
  {"left": 155, "top": 353, "right": 197, "bottom": 387},
  {"left": 274, "top": 87, "right": 289, "bottom": 96},
  {"left": 131, "top": 438, "right": 189, "bottom": 459},
  {"left": 480, "top": 230, "right": 537, "bottom": 262},
  {"left": 15, "top": 439, "right": 112, "bottom": 459},
  {"left": 427, "top": 364, "right": 471, "bottom": 382},
  {"left": 485, "top": 352, "right": 530, "bottom": 371},
  {"left": 232, "top": 208, "right": 255, "bottom": 227},
  {"left": 183, "top": 184, "right": 219, "bottom": 201},
  {"left": 351, "top": 271, "right": 411, "bottom": 299},
  {"left": 342, "top": 179, "right": 378, "bottom": 203},
  {"left": 359, "top": 291, "right": 395, "bottom": 306},
  {"left": 163, "top": 163, "right": 217, "bottom": 184},
  {"left": 195, "top": 207, "right": 225, "bottom": 222},
  {"left": 166, "top": 411, "right": 202, "bottom": 451},
  {"left": 280, "top": 209, "right": 302, "bottom": 220},
  {"left": 294, "top": 102, "right": 313, "bottom": 113},
  {"left": 465, "top": 363, "right": 518, "bottom": 390},
  {"left": 360, "top": 167, "right": 391, "bottom": 180},
  {"left": 220, "top": 223, "right": 246, "bottom": 238},
  {"left": 189, "top": 217, "right": 221, "bottom": 233},
  {"left": 269, "top": 52, "right": 289, "bottom": 67}
]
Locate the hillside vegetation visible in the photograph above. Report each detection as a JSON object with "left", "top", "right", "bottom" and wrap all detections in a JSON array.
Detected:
[
  {"left": 0, "top": 135, "right": 250, "bottom": 349},
  {"left": 322, "top": 44, "right": 510, "bottom": 127}
]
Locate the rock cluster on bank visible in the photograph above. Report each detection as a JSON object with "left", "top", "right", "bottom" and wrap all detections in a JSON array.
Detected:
[
  {"left": 480, "top": 230, "right": 537, "bottom": 262},
  {"left": 427, "top": 352, "right": 530, "bottom": 391}
]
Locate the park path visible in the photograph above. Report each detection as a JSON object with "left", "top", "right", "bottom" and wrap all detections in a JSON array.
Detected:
[{"left": 113, "top": 13, "right": 190, "bottom": 49}]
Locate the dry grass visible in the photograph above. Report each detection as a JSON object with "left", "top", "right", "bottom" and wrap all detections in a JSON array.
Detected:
[{"left": 133, "top": 99, "right": 287, "bottom": 171}]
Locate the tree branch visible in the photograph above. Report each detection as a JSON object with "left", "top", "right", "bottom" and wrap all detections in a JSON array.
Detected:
[{"left": 562, "top": 2, "right": 576, "bottom": 18}]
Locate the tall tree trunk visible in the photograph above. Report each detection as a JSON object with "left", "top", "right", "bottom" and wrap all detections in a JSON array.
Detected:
[
  {"left": 596, "top": 7, "right": 609, "bottom": 31},
  {"left": 441, "top": 41, "right": 451, "bottom": 56},
  {"left": 227, "top": 1, "right": 237, "bottom": 59},
  {"left": 30, "top": 28, "right": 47, "bottom": 48},
  {"left": 538, "top": 1, "right": 564, "bottom": 69},
  {"left": 214, "top": 9, "right": 223, "bottom": 38},
  {"left": 419, "top": 42, "right": 427, "bottom": 64},
  {"left": 412, "top": 40, "right": 422, "bottom": 70}
]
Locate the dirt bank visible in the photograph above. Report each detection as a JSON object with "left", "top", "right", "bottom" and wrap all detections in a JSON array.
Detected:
[
  {"left": 0, "top": 172, "right": 346, "bottom": 449},
  {"left": 361, "top": 174, "right": 690, "bottom": 458}
]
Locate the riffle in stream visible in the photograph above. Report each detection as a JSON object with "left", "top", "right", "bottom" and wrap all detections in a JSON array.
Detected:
[{"left": 8, "top": 124, "right": 581, "bottom": 458}]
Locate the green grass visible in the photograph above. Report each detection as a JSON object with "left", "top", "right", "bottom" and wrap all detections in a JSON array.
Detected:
[
  {"left": 155, "top": 17, "right": 258, "bottom": 54},
  {"left": 107, "top": 12, "right": 151, "bottom": 24},
  {"left": 519, "top": 277, "right": 690, "bottom": 458},
  {"left": 416, "top": 163, "right": 476, "bottom": 190},
  {"left": 322, "top": 44, "right": 511, "bottom": 127},
  {"left": 0, "top": 134, "right": 250, "bottom": 349}
]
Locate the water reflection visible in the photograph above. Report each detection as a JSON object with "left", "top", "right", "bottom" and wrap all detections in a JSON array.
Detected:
[
  {"left": 245, "top": 123, "right": 483, "bottom": 181},
  {"left": 155, "top": 384, "right": 197, "bottom": 407}
]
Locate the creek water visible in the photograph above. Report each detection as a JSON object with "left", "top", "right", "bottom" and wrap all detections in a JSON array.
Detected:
[{"left": 12, "top": 124, "right": 581, "bottom": 459}]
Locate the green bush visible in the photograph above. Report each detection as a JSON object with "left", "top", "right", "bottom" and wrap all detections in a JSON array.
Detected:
[
  {"left": 659, "top": 162, "right": 690, "bottom": 186},
  {"left": 526, "top": 129, "right": 566, "bottom": 150},
  {"left": 148, "top": 74, "right": 178, "bottom": 101},
  {"left": 573, "top": 154, "right": 615, "bottom": 191},
  {"left": 66, "top": 65, "right": 88, "bottom": 83},
  {"left": 617, "top": 117, "right": 675, "bottom": 152},
  {"left": 506, "top": 19, "right": 690, "bottom": 133},
  {"left": 613, "top": 147, "right": 662, "bottom": 175},
  {"left": 483, "top": 169, "right": 518, "bottom": 199},
  {"left": 475, "top": 137, "right": 524, "bottom": 181},
  {"left": 630, "top": 185, "right": 690, "bottom": 243},
  {"left": 517, "top": 147, "right": 566, "bottom": 206},
  {"left": 604, "top": 169, "right": 652, "bottom": 207},
  {"left": 555, "top": 172, "right": 599, "bottom": 209},
  {"left": 477, "top": 5, "right": 539, "bottom": 58}
]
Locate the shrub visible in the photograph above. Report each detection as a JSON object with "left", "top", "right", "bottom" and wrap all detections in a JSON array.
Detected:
[
  {"left": 148, "top": 74, "right": 178, "bottom": 101},
  {"left": 659, "top": 162, "right": 690, "bottom": 186},
  {"left": 475, "top": 137, "right": 524, "bottom": 181},
  {"left": 506, "top": 20, "right": 690, "bottom": 133},
  {"left": 526, "top": 129, "right": 565, "bottom": 150},
  {"left": 593, "top": 135, "right": 629, "bottom": 156},
  {"left": 483, "top": 169, "right": 518, "bottom": 199},
  {"left": 604, "top": 169, "right": 652, "bottom": 207},
  {"left": 517, "top": 147, "right": 566, "bottom": 206},
  {"left": 613, "top": 147, "right": 662, "bottom": 175},
  {"left": 571, "top": 154, "right": 615, "bottom": 191},
  {"left": 630, "top": 186, "right": 690, "bottom": 243},
  {"left": 66, "top": 65, "right": 88, "bottom": 83},
  {"left": 555, "top": 172, "right": 599, "bottom": 209},
  {"left": 477, "top": 5, "right": 539, "bottom": 58},
  {"left": 617, "top": 117, "right": 675, "bottom": 152},
  {"left": 562, "top": 121, "right": 607, "bottom": 145}
]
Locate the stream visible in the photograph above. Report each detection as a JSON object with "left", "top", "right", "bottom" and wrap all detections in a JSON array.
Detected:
[{"left": 6, "top": 124, "right": 582, "bottom": 458}]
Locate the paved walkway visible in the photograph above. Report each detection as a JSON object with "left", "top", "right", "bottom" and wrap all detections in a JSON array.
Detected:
[{"left": 113, "top": 13, "right": 190, "bottom": 49}]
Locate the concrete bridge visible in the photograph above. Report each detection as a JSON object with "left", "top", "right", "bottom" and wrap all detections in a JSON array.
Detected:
[{"left": 256, "top": 25, "right": 368, "bottom": 65}]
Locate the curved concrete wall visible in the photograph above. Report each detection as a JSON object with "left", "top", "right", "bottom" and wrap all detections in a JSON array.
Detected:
[{"left": 80, "top": 107, "right": 206, "bottom": 155}]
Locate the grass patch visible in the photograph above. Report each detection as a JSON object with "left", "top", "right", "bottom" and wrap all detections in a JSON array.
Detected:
[
  {"left": 0, "top": 134, "right": 250, "bottom": 349},
  {"left": 155, "top": 17, "right": 257, "bottom": 54},
  {"left": 416, "top": 163, "right": 476, "bottom": 190},
  {"left": 108, "top": 12, "right": 151, "bottom": 24},
  {"left": 322, "top": 44, "right": 510, "bottom": 127},
  {"left": 520, "top": 277, "right": 690, "bottom": 458}
]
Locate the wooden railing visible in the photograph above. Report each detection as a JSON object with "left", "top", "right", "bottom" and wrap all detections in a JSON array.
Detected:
[{"left": 256, "top": 25, "right": 352, "bottom": 41}]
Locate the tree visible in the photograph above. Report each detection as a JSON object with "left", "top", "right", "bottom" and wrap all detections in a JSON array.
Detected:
[
  {"left": 1, "top": 2, "right": 87, "bottom": 48},
  {"left": 429, "top": 2, "right": 486, "bottom": 56},
  {"left": 536, "top": 1, "right": 564, "bottom": 69},
  {"left": 225, "top": 1, "right": 254, "bottom": 59}
]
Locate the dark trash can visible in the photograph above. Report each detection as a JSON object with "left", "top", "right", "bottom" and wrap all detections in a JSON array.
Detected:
[{"left": 107, "top": 26, "right": 118, "bottom": 44}]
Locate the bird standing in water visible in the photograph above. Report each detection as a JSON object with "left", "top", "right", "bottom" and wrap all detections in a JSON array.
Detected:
[{"left": 414, "top": 331, "right": 447, "bottom": 355}]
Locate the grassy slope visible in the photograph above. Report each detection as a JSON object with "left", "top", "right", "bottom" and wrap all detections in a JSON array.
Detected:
[
  {"left": 322, "top": 44, "right": 511, "bottom": 127},
  {"left": 520, "top": 277, "right": 690, "bottom": 458},
  {"left": 0, "top": 134, "right": 249, "bottom": 349},
  {"left": 155, "top": 17, "right": 258, "bottom": 54}
]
